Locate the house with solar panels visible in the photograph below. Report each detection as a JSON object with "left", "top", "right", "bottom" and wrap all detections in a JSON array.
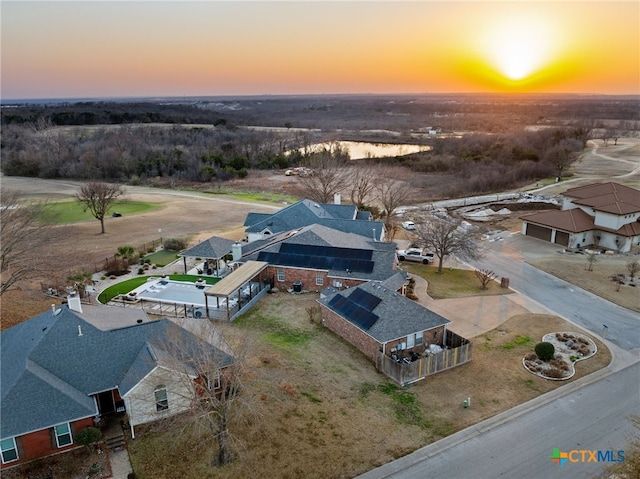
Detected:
[
  {"left": 243, "top": 198, "right": 385, "bottom": 243},
  {"left": 239, "top": 223, "right": 403, "bottom": 292},
  {"left": 318, "top": 280, "right": 472, "bottom": 386},
  {"left": 0, "top": 299, "right": 233, "bottom": 469}
]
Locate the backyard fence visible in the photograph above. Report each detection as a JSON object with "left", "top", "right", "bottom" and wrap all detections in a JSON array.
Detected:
[
  {"left": 376, "top": 330, "right": 472, "bottom": 386},
  {"left": 40, "top": 237, "right": 164, "bottom": 297}
]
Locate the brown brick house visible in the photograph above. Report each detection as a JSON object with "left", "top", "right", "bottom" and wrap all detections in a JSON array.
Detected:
[
  {"left": 318, "top": 279, "right": 472, "bottom": 384},
  {"left": 240, "top": 224, "right": 403, "bottom": 292}
]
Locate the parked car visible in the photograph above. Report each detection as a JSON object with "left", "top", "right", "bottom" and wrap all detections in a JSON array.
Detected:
[
  {"left": 401, "top": 221, "right": 416, "bottom": 230},
  {"left": 396, "top": 248, "right": 434, "bottom": 264}
]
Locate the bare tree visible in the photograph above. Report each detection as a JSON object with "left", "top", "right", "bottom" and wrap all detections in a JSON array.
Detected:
[
  {"left": 545, "top": 139, "right": 582, "bottom": 182},
  {"left": 415, "top": 216, "right": 485, "bottom": 273},
  {"left": 474, "top": 269, "right": 497, "bottom": 290},
  {"left": 0, "top": 191, "right": 59, "bottom": 295},
  {"left": 586, "top": 252, "right": 597, "bottom": 272},
  {"left": 375, "top": 169, "right": 413, "bottom": 235},
  {"left": 627, "top": 260, "right": 639, "bottom": 281},
  {"left": 348, "top": 163, "right": 378, "bottom": 207},
  {"left": 297, "top": 152, "right": 348, "bottom": 204},
  {"left": 75, "top": 182, "right": 125, "bottom": 234},
  {"left": 136, "top": 319, "right": 254, "bottom": 468}
]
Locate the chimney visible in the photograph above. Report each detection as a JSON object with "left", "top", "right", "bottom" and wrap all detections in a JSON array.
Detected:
[
  {"left": 334, "top": 193, "right": 341, "bottom": 205},
  {"left": 231, "top": 242, "right": 243, "bottom": 261},
  {"left": 68, "top": 293, "right": 83, "bottom": 314}
]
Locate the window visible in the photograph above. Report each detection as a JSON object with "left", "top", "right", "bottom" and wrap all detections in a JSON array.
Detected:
[
  {"left": 207, "top": 371, "right": 221, "bottom": 390},
  {"left": 277, "top": 270, "right": 285, "bottom": 282},
  {"left": 315, "top": 273, "right": 324, "bottom": 286},
  {"left": 154, "top": 385, "right": 168, "bottom": 412},
  {"left": 1, "top": 438, "right": 18, "bottom": 464},
  {"left": 407, "top": 332, "right": 423, "bottom": 349},
  {"left": 54, "top": 423, "right": 72, "bottom": 448}
]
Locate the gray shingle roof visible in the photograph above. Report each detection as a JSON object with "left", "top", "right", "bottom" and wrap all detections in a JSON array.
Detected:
[
  {"left": 242, "top": 224, "right": 399, "bottom": 282},
  {"left": 318, "top": 281, "right": 450, "bottom": 343},
  {"left": 244, "top": 199, "right": 385, "bottom": 240},
  {"left": 180, "top": 236, "right": 235, "bottom": 259},
  {"left": 1, "top": 305, "right": 233, "bottom": 440}
]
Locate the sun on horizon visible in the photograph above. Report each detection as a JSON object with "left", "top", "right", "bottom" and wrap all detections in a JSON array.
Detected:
[{"left": 479, "top": 12, "right": 560, "bottom": 88}]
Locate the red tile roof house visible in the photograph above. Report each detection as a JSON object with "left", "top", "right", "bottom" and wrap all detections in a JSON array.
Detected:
[
  {"left": 0, "top": 297, "right": 233, "bottom": 470},
  {"left": 521, "top": 182, "right": 640, "bottom": 252}
]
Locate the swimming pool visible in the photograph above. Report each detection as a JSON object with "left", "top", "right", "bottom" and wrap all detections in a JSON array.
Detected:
[{"left": 135, "top": 279, "right": 209, "bottom": 308}]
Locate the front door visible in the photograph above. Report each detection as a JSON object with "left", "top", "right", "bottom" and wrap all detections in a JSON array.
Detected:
[{"left": 96, "top": 390, "right": 115, "bottom": 415}]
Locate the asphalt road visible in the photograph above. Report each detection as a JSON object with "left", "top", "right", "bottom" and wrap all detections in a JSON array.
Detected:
[
  {"left": 359, "top": 232, "right": 639, "bottom": 479},
  {"left": 475, "top": 234, "right": 640, "bottom": 351},
  {"left": 358, "top": 362, "right": 640, "bottom": 479}
]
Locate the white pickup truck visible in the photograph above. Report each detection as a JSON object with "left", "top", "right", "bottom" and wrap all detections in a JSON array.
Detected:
[{"left": 396, "top": 248, "right": 434, "bottom": 264}]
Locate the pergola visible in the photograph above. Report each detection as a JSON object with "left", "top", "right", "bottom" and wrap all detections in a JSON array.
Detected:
[
  {"left": 204, "top": 260, "right": 269, "bottom": 321},
  {"left": 179, "top": 236, "right": 235, "bottom": 276}
]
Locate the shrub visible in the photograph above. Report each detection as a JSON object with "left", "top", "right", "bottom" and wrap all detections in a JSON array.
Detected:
[
  {"left": 163, "top": 237, "right": 188, "bottom": 251},
  {"left": 76, "top": 427, "right": 101, "bottom": 452},
  {"left": 524, "top": 352, "right": 537, "bottom": 361},
  {"left": 534, "top": 341, "right": 555, "bottom": 361},
  {"left": 546, "top": 367, "right": 565, "bottom": 379}
]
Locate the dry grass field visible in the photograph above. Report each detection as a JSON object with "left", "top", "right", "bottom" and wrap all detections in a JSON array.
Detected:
[
  {"left": 125, "top": 292, "right": 610, "bottom": 479},
  {"left": 529, "top": 253, "right": 639, "bottom": 312}
]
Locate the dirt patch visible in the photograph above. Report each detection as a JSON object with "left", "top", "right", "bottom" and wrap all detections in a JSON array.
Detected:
[{"left": 1, "top": 447, "right": 112, "bottom": 479}]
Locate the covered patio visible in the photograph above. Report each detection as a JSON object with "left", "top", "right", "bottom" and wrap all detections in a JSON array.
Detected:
[
  {"left": 179, "top": 236, "right": 235, "bottom": 277},
  {"left": 205, "top": 260, "right": 271, "bottom": 321}
]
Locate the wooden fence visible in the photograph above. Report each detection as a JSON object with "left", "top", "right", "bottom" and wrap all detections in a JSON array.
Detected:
[{"left": 376, "top": 330, "right": 472, "bottom": 386}]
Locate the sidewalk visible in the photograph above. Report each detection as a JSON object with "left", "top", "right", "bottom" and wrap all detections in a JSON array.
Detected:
[{"left": 109, "top": 448, "right": 134, "bottom": 479}]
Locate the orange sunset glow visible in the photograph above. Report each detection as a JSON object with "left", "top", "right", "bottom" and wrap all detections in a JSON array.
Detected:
[{"left": 1, "top": 1, "right": 638, "bottom": 99}]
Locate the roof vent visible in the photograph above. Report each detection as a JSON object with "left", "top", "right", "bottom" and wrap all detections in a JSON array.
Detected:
[{"left": 77, "top": 325, "right": 83, "bottom": 337}]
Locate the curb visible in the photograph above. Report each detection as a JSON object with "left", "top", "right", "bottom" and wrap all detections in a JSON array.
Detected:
[{"left": 356, "top": 360, "right": 634, "bottom": 479}]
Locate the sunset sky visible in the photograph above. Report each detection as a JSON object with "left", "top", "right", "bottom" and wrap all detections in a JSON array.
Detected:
[{"left": 1, "top": 1, "right": 638, "bottom": 100}]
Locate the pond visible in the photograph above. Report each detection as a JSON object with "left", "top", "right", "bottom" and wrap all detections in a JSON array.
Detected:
[{"left": 290, "top": 141, "right": 431, "bottom": 160}]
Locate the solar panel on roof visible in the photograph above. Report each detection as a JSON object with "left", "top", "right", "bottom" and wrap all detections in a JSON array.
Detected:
[
  {"left": 327, "top": 292, "right": 380, "bottom": 330},
  {"left": 349, "top": 289, "right": 382, "bottom": 311}
]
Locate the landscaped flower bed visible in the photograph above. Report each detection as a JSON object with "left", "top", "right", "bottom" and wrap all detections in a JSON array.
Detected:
[{"left": 523, "top": 332, "right": 597, "bottom": 380}]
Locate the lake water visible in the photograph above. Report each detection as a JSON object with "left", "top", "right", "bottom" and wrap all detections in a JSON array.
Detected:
[{"left": 292, "top": 141, "right": 431, "bottom": 160}]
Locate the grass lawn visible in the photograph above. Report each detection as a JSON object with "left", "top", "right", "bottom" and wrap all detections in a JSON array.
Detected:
[
  {"left": 43, "top": 199, "right": 160, "bottom": 224},
  {"left": 197, "top": 187, "right": 298, "bottom": 205},
  {"left": 143, "top": 249, "right": 180, "bottom": 267},
  {"left": 126, "top": 292, "right": 610, "bottom": 479},
  {"left": 401, "top": 263, "right": 513, "bottom": 299},
  {"left": 97, "top": 275, "right": 219, "bottom": 303}
]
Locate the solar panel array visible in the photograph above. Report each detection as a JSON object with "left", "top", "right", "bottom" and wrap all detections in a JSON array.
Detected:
[
  {"left": 257, "top": 243, "right": 374, "bottom": 273},
  {"left": 327, "top": 288, "right": 381, "bottom": 330}
]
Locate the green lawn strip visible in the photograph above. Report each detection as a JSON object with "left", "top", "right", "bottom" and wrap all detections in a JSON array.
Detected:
[
  {"left": 43, "top": 199, "right": 159, "bottom": 224},
  {"left": 198, "top": 188, "right": 298, "bottom": 205},
  {"left": 401, "top": 263, "right": 512, "bottom": 299},
  {"left": 143, "top": 249, "right": 180, "bottom": 267},
  {"left": 97, "top": 275, "right": 219, "bottom": 303}
]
